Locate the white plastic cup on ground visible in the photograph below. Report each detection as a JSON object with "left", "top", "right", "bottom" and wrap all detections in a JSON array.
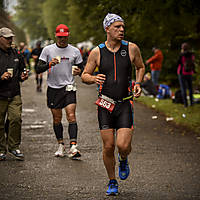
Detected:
[
  {"left": 7, "top": 68, "right": 13, "bottom": 77},
  {"left": 152, "top": 116, "right": 158, "bottom": 120},
  {"left": 182, "top": 114, "right": 186, "bottom": 118},
  {"left": 166, "top": 117, "right": 174, "bottom": 121}
]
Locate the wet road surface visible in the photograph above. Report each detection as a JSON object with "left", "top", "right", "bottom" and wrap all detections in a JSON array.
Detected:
[{"left": 0, "top": 74, "right": 200, "bottom": 200}]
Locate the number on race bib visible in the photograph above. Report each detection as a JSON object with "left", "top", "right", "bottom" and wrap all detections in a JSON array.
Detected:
[
  {"left": 99, "top": 99, "right": 111, "bottom": 109},
  {"left": 95, "top": 96, "right": 115, "bottom": 112}
]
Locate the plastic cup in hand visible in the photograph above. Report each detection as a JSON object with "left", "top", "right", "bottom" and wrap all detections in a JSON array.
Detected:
[
  {"left": 56, "top": 56, "right": 61, "bottom": 63},
  {"left": 24, "top": 68, "right": 29, "bottom": 75},
  {"left": 7, "top": 68, "right": 13, "bottom": 77},
  {"left": 72, "top": 66, "right": 78, "bottom": 75}
]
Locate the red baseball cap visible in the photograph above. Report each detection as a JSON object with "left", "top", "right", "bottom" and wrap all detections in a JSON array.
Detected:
[{"left": 55, "top": 24, "right": 69, "bottom": 36}]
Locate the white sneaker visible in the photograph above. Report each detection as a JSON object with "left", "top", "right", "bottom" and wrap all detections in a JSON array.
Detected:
[
  {"left": 55, "top": 144, "right": 65, "bottom": 157},
  {"left": 68, "top": 144, "right": 81, "bottom": 159}
]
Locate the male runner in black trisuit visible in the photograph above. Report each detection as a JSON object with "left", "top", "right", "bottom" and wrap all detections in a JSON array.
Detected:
[{"left": 81, "top": 13, "right": 145, "bottom": 195}]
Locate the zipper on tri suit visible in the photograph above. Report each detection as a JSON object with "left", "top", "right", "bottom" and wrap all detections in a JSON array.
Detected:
[{"left": 114, "top": 52, "right": 117, "bottom": 82}]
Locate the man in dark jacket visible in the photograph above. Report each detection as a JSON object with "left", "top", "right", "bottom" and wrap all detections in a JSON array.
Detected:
[{"left": 0, "top": 27, "right": 28, "bottom": 161}]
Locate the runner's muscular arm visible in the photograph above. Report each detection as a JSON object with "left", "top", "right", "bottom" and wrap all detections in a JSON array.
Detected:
[
  {"left": 129, "top": 42, "right": 145, "bottom": 98},
  {"left": 81, "top": 47, "right": 106, "bottom": 85}
]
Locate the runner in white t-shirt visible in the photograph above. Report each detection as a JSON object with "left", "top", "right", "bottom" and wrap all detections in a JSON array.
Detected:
[{"left": 36, "top": 24, "right": 84, "bottom": 159}]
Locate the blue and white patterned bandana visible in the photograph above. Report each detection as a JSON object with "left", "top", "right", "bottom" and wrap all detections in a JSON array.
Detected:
[{"left": 103, "top": 13, "right": 124, "bottom": 31}]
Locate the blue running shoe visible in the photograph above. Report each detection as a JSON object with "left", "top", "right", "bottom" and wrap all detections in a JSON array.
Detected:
[
  {"left": 118, "top": 154, "right": 130, "bottom": 180},
  {"left": 106, "top": 179, "right": 118, "bottom": 196}
]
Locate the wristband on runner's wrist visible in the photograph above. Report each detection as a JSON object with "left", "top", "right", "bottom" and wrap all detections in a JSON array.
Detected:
[{"left": 135, "top": 82, "right": 141, "bottom": 85}]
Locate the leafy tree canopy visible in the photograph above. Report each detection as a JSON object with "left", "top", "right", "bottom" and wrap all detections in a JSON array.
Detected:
[{"left": 14, "top": 0, "right": 200, "bottom": 86}]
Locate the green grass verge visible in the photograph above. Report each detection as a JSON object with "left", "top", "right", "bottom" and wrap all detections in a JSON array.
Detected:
[{"left": 136, "top": 96, "right": 200, "bottom": 135}]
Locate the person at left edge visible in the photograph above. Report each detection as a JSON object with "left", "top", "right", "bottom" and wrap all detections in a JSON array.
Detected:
[
  {"left": 36, "top": 24, "right": 84, "bottom": 159},
  {"left": 0, "top": 27, "right": 28, "bottom": 161}
]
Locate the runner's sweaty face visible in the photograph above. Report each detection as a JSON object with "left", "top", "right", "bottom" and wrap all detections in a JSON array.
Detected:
[
  {"left": 56, "top": 36, "right": 68, "bottom": 47},
  {"left": 107, "top": 21, "right": 125, "bottom": 41}
]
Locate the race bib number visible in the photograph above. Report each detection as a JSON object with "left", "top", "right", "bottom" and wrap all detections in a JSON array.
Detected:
[{"left": 95, "top": 96, "right": 115, "bottom": 112}]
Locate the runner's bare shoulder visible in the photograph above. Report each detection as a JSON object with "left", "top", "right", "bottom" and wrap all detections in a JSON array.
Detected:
[
  {"left": 128, "top": 42, "right": 141, "bottom": 63},
  {"left": 87, "top": 46, "right": 100, "bottom": 66}
]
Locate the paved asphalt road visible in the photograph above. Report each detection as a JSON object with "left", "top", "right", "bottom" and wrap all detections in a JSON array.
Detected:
[{"left": 0, "top": 73, "right": 200, "bottom": 200}]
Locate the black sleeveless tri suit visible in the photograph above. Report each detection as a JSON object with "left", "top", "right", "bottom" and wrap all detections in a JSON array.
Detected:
[{"left": 97, "top": 40, "right": 134, "bottom": 130}]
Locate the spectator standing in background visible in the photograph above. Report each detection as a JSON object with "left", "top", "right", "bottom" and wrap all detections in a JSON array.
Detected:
[
  {"left": 145, "top": 47, "right": 163, "bottom": 88},
  {"left": 177, "top": 42, "right": 195, "bottom": 107}
]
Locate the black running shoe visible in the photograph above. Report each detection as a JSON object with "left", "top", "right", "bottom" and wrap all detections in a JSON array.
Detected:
[{"left": 8, "top": 149, "right": 24, "bottom": 161}]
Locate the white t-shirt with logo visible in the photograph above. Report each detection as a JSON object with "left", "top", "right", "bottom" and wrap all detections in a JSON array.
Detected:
[{"left": 39, "top": 43, "right": 83, "bottom": 89}]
